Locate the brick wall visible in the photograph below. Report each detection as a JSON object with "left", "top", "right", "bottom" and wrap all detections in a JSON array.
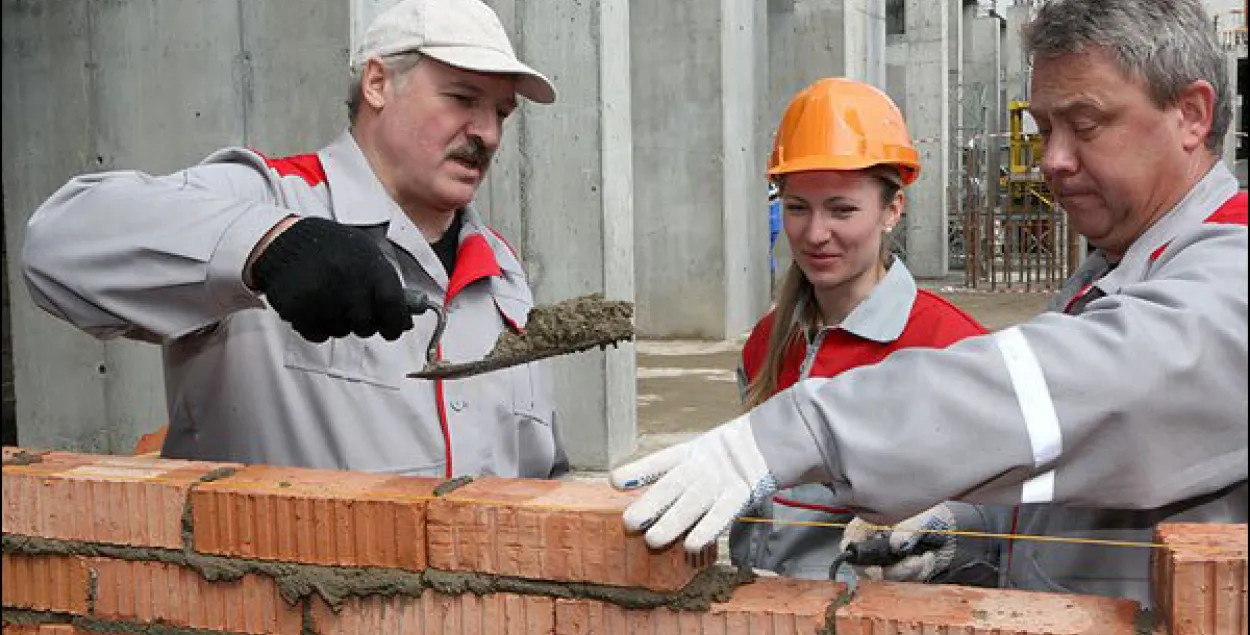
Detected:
[{"left": 2, "top": 448, "right": 1244, "bottom": 635}]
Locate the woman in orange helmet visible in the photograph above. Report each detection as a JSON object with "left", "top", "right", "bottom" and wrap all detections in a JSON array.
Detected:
[{"left": 729, "top": 78, "right": 994, "bottom": 584}]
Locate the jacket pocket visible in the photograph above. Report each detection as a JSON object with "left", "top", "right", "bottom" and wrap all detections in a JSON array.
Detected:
[
  {"left": 282, "top": 330, "right": 407, "bottom": 390},
  {"left": 509, "top": 362, "right": 552, "bottom": 426}
]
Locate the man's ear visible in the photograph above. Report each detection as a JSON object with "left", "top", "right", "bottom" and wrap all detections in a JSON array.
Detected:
[
  {"left": 1176, "top": 79, "right": 1216, "bottom": 152},
  {"left": 361, "top": 58, "right": 390, "bottom": 111}
]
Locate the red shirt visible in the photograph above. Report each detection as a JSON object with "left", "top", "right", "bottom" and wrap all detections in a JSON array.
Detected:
[{"left": 743, "top": 279, "right": 987, "bottom": 393}]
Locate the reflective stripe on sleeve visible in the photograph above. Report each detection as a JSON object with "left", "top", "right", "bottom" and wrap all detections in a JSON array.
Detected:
[{"left": 994, "top": 327, "right": 1062, "bottom": 503}]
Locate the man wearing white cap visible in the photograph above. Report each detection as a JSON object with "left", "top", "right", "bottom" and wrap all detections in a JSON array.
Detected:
[{"left": 22, "top": 0, "right": 569, "bottom": 480}]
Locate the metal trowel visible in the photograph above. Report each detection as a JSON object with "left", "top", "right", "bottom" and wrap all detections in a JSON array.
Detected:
[{"left": 402, "top": 288, "right": 635, "bottom": 381}]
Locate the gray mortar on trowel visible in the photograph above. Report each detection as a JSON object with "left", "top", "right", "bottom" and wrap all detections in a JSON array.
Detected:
[
  {"left": 432, "top": 474, "right": 475, "bottom": 496},
  {"left": 2, "top": 450, "right": 45, "bottom": 466},
  {"left": 417, "top": 293, "right": 634, "bottom": 378}
]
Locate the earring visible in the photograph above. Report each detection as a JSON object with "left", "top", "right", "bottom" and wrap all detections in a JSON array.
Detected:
[{"left": 884, "top": 226, "right": 894, "bottom": 234}]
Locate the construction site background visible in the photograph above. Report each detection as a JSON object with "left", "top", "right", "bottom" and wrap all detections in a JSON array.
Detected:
[{"left": 2, "top": 0, "right": 1246, "bottom": 470}]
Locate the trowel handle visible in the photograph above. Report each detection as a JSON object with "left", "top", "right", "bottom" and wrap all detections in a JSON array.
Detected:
[
  {"left": 402, "top": 288, "right": 447, "bottom": 364},
  {"left": 829, "top": 530, "right": 947, "bottom": 579},
  {"left": 402, "top": 288, "right": 438, "bottom": 315}
]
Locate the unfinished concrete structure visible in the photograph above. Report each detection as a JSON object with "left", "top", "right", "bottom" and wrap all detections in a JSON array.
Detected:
[{"left": 2, "top": 0, "right": 1245, "bottom": 468}]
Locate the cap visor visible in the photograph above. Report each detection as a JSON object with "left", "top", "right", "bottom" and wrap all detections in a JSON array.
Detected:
[{"left": 421, "top": 45, "right": 556, "bottom": 104}]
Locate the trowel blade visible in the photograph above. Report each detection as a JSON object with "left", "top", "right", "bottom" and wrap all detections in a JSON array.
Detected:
[
  {"left": 406, "top": 292, "right": 635, "bottom": 381},
  {"left": 407, "top": 335, "right": 631, "bottom": 381}
]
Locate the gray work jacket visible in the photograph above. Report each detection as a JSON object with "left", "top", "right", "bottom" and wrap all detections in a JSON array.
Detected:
[
  {"left": 23, "top": 130, "right": 568, "bottom": 479},
  {"left": 729, "top": 261, "right": 998, "bottom": 583},
  {"left": 748, "top": 162, "right": 1247, "bottom": 605}
]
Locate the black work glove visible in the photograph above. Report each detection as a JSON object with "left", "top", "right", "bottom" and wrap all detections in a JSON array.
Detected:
[{"left": 252, "top": 217, "right": 414, "bottom": 343}]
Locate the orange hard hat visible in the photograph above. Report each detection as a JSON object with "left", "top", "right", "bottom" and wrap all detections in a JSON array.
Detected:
[{"left": 767, "top": 77, "right": 920, "bottom": 185}]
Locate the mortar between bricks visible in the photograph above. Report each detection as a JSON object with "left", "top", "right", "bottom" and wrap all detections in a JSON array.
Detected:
[
  {"left": 2, "top": 534, "right": 754, "bottom": 613},
  {"left": 3, "top": 609, "right": 265, "bottom": 635}
]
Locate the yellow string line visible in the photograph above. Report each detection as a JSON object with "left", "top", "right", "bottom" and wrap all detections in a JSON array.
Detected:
[{"left": 736, "top": 516, "right": 1165, "bottom": 549}]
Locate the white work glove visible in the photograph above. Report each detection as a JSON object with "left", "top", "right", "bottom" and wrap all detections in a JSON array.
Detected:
[
  {"left": 838, "top": 503, "right": 957, "bottom": 582},
  {"left": 610, "top": 414, "right": 778, "bottom": 552}
]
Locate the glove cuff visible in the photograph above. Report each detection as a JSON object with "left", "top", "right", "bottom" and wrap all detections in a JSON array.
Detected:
[{"left": 919, "top": 504, "right": 958, "bottom": 579}]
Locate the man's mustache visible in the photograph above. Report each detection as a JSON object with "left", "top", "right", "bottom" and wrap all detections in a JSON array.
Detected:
[{"left": 446, "top": 137, "right": 493, "bottom": 169}]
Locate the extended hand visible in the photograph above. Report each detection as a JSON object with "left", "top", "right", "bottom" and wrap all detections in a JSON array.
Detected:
[
  {"left": 610, "top": 415, "right": 778, "bottom": 552},
  {"left": 251, "top": 217, "right": 414, "bottom": 342},
  {"left": 839, "top": 503, "right": 957, "bottom": 581}
]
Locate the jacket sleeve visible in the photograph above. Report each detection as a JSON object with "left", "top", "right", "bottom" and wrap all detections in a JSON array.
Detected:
[
  {"left": 21, "top": 151, "right": 295, "bottom": 343},
  {"left": 749, "top": 222, "right": 1248, "bottom": 525}
]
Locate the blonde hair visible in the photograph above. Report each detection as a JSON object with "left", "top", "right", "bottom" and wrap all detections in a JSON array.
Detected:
[{"left": 742, "top": 165, "right": 903, "bottom": 410}]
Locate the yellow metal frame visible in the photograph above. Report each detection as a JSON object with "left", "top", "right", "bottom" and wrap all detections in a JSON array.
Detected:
[{"left": 1007, "top": 100, "right": 1043, "bottom": 178}]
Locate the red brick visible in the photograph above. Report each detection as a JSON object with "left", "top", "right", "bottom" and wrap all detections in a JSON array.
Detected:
[
  {"left": 1, "top": 626, "right": 42, "bottom": 635},
  {"left": 427, "top": 477, "right": 715, "bottom": 592},
  {"left": 2, "top": 452, "right": 240, "bottom": 549},
  {"left": 309, "top": 591, "right": 555, "bottom": 635},
  {"left": 1, "top": 624, "right": 148, "bottom": 635},
  {"left": 132, "top": 426, "right": 168, "bottom": 456},
  {"left": 555, "top": 577, "right": 846, "bottom": 635},
  {"left": 1, "top": 554, "right": 89, "bottom": 614},
  {"left": 836, "top": 580, "right": 1140, "bottom": 635},
  {"left": 190, "top": 465, "right": 440, "bottom": 569},
  {"left": 1, "top": 627, "right": 79, "bottom": 635},
  {"left": 3, "top": 628, "right": 111, "bottom": 635},
  {"left": 88, "top": 557, "right": 303, "bottom": 635},
  {"left": 1153, "top": 523, "right": 1248, "bottom": 635}
]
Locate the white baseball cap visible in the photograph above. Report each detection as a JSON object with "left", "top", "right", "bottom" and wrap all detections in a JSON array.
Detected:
[{"left": 352, "top": 0, "right": 556, "bottom": 104}]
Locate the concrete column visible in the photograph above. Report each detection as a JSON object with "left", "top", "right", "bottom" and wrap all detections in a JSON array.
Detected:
[
  {"left": 864, "top": 0, "right": 888, "bottom": 90},
  {"left": 1224, "top": 52, "right": 1240, "bottom": 170},
  {"left": 633, "top": 0, "right": 769, "bottom": 339},
  {"left": 840, "top": 0, "right": 888, "bottom": 89},
  {"left": 1004, "top": 4, "right": 1032, "bottom": 103},
  {"left": 2, "top": 0, "right": 346, "bottom": 453},
  {"left": 949, "top": 0, "right": 964, "bottom": 239},
  {"left": 902, "top": 0, "right": 950, "bottom": 278},
  {"left": 470, "top": 0, "right": 637, "bottom": 469},
  {"left": 769, "top": 0, "right": 881, "bottom": 126},
  {"left": 886, "top": 36, "right": 908, "bottom": 114},
  {"left": 986, "top": 14, "right": 1005, "bottom": 253},
  {"left": 722, "top": 0, "right": 771, "bottom": 339},
  {"left": 961, "top": 3, "right": 982, "bottom": 132},
  {"left": 841, "top": 0, "right": 869, "bottom": 83},
  {"left": 3, "top": 1, "right": 111, "bottom": 452},
  {"left": 960, "top": 10, "right": 1006, "bottom": 286}
]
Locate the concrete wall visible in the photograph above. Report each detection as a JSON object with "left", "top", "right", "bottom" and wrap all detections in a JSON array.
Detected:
[
  {"left": 900, "top": 0, "right": 949, "bottom": 279},
  {"left": 4, "top": 0, "right": 1007, "bottom": 463},
  {"left": 2, "top": 0, "right": 347, "bottom": 454},
  {"left": 765, "top": 0, "right": 888, "bottom": 295},
  {"left": 1002, "top": 4, "right": 1031, "bottom": 105},
  {"left": 477, "top": 0, "right": 639, "bottom": 468},
  {"left": 631, "top": 0, "right": 770, "bottom": 339},
  {"left": 3, "top": 0, "right": 637, "bottom": 469},
  {"left": 768, "top": 1, "right": 887, "bottom": 137},
  {"left": 631, "top": 1, "right": 726, "bottom": 339}
]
